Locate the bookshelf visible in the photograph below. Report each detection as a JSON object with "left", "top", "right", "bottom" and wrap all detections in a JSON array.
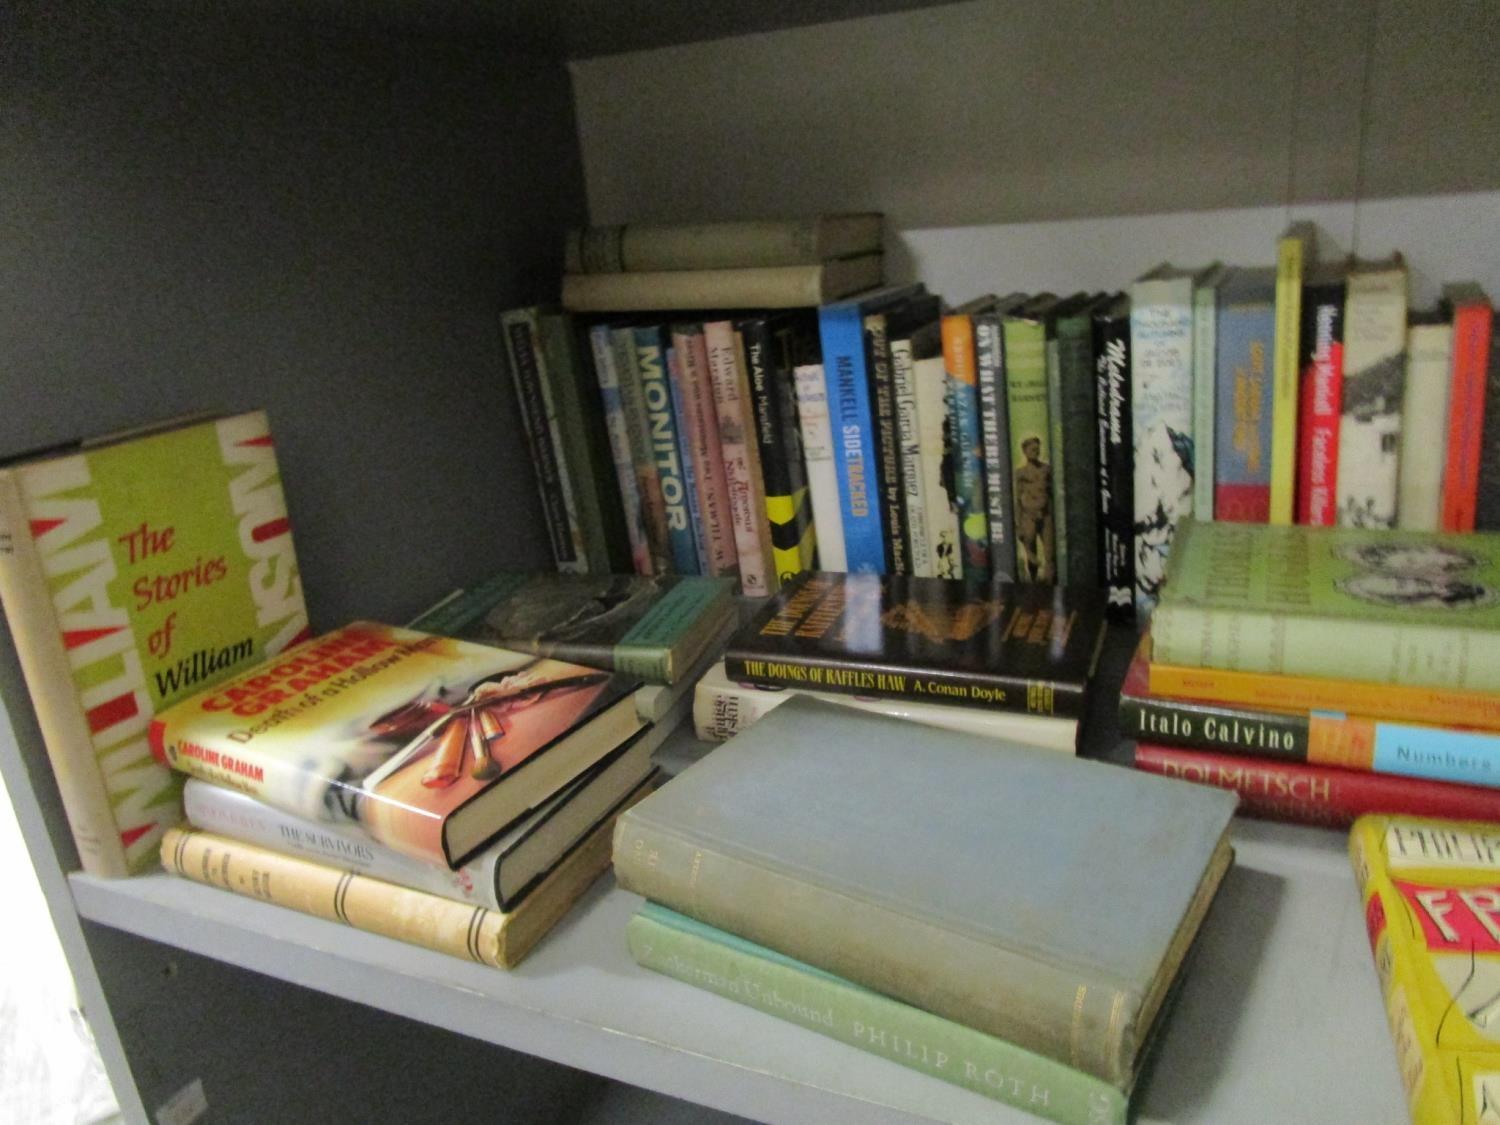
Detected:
[{"left": 2, "top": 1, "right": 1495, "bottom": 1120}]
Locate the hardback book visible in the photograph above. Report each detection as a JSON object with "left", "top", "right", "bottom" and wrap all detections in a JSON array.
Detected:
[
  {"left": 1477, "top": 314, "right": 1500, "bottom": 532},
  {"left": 501, "top": 307, "right": 588, "bottom": 573},
  {"left": 1044, "top": 295, "right": 1082, "bottom": 586},
  {"left": 1397, "top": 311, "right": 1454, "bottom": 532},
  {"left": 692, "top": 660, "right": 1078, "bottom": 752},
  {"left": 1149, "top": 518, "right": 1500, "bottom": 692},
  {"left": 1440, "top": 284, "right": 1494, "bottom": 532},
  {"left": 184, "top": 730, "right": 657, "bottom": 912},
  {"left": 872, "top": 295, "right": 943, "bottom": 577},
  {"left": 628, "top": 902, "right": 1129, "bottom": 1124},
  {"left": 665, "top": 345, "right": 710, "bottom": 574},
  {"left": 406, "top": 571, "right": 736, "bottom": 684},
  {"left": 737, "top": 314, "right": 816, "bottom": 583},
  {"left": 163, "top": 787, "right": 638, "bottom": 970},
  {"left": 0, "top": 411, "right": 309, "bottom": 877},
  {"left": 613, "top": 697, "right": 1236, "bottom": 1087},
  {"left": 892, "top": 312, "right": 933, "bottom": 575},
  {"left": 1212, "top": 267, "right": 1276, "bottom": 523},
  {"left": 1270, "top": 223, "right": 1315, "bottom": 523},
  {"left": 1004, "top": 295, "right": 1060, "bottom": 584},
  {"left": 564, "top": 214, "right": 884, "bottom": 274},
  {"left": 1135, "top": 744, "right": 1500, "bottom": 829},
  {"left": 630, "top": 610, "right": 738, "bottom": 723},
  {"left": 705, "top": 319, "right": 775, "bottom": 595},
  {"left": 973, "top": 297, "right": 1025, "bottom": 582},
  {"left": 669, "top": 324, "right": 739, "bottom": 578},
  {"left": 1338, "top": 256, "right": 1409, "bottom": 528},
  {"left": 632, "top": 326, "right": 699, "bottom": 575},
  {"left": 148, "top": 623, "right": 642, "bottom": 868},
  {"left": 608, "top": 325, "right": 673, "bottom": 573},
  {"left": 818, "top": 285, "right": 927, "bottom": 572},
  {"left": 1130, "top": 264, "right": 1217, "bottom": 612},
  {"left": 1121, "top": 645, "right": 1500, "bottom": 789},
  {"left": 1056, "top": 294, "right": 1104, "bottom": 588},
  {"left": 913, "top": 322, "right": 962, "bottom": 579},
  {"left": 561, "top": 255, "right": 884, "bottom": 313},
  {"left": 1093, "top": 294, "right": 1135, "bottom": 615},
  {"left": 942, "top": 300, "right": 994, "bottom": 582},
  {"left": 792, "top": 363, "right": 846, "bottom": 572},
  {"left": 1350, "top": 815, "right": 1500, "bottom": 1123},
  {"left": 722, "top": 572, "right": 1108, "bottom": 718},
  {"left": 588, "top": 324, "right": 652, "bottom": 575},
  {"left": 1191, "top": 265, "right": 1228, "bottom": 521},
  {"left": 1149, "top": 650, "right": 1500, "bottom": 732},
  {"left": 1295, "top": 264, "right": 1348, "bottom": 526}
]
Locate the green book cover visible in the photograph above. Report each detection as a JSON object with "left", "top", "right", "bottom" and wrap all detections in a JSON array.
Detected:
[
  {"left": 1152, "top": 519, "right": 1500, "bottom": 690},
  {"left": 0, "top": 411, "right": 309, "bottom": 876},
  {"left": 409, "top": 571, "right": 735, "bottom": 684},
  {"left": 628, "top": 903, "right": 1129, "bottom": 1124},
  {"left": 1004, "top": 297, "right": 1058, "bottom": 583}
]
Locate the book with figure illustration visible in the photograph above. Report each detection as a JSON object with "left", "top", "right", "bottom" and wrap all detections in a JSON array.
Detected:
[
  {"left": 149, "top": 623, "right": 642, "bottom": 868},
  {"left": 723, "top": 572, "right": 1107, "bottom": 717}
]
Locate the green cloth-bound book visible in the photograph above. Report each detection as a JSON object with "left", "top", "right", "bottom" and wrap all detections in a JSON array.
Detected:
[
  {"left": 1151, "top": 518, "right": 1500, "bottom": 691},
  {"left": 628, "top": 902, "right": 1129, "bottom": 1125}
]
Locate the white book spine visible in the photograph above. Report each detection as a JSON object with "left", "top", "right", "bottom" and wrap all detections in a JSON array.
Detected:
[
  {"left": 183, "top": 778, "right": 501, "bottom": 911},
  {"left": 705, "top": 322, "right": 771, "bottom": 595},
  {"left": 589, "top": 325, "right": 651, "bottom": 574},
  {"left": 1396, "top": 322, "right": 1452, "bottom": 531},
  {"left": 915, "top": 353, "right": 962, "bottom": 579},
  {"left": 1192, "top": 276, "right": 1220, "bottom": 519},
  {"left": 793, "top": 363, "right": 847, "bottom": 571},
  {"left": 693, "top": 663, "right": 1076, "bottom": 753},
  {"left": 1337, "top": 266, "right": 1408, "bottom": 529},
  {"left": 891, "top": 337, "right": 932, "bottom": 576}
]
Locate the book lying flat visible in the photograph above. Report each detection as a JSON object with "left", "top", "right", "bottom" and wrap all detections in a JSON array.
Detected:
[
  {"left": 564, "top": 214, "right": 884, "bottom": 274},
  {"left": 561, "top": 255, "right": 883, "bottom": 313},
  {"left": 150, "top": 623, "right": 642, "bottom": 868},
  {"left": 613, "top": 697, "right": 1236, "bottom": 1088}
]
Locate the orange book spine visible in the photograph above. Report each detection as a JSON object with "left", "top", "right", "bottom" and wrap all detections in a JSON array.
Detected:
[{"left": 1441, "top": 299, "right": 1494, "bottom": 532}]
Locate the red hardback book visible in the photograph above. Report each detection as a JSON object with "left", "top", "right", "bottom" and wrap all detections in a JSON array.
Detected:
[
  {"left": 1440, "top": 285, "right": 1494, "bottom": 532},
  {"left": 1132, "top": 742, "right": 1500, "bottom": 829}
]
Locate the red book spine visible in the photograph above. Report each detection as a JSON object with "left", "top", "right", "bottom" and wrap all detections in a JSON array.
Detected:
[
  {"left": 670, "top": 325, "right": 739, "bottom": 576},
  {"left": 1294, "top": 313, "right": 1343, "bottom": 526},
  {"left": 1441, "top": 299, "right": 1495, "bottom": 532},
  {"left": 1214, "top": 483, "right": 1269, "bottom": 524},
  {"left": 1133, "top": 742, "right": 1500, "bottom": 829}
]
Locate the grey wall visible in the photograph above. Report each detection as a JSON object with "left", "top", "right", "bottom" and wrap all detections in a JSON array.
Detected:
[
  {"left": 571, "top": 0, "right": 1500, "bottom": 230},
  {"left": 1, "top": 2, "right": 588, "bottom": 628}
]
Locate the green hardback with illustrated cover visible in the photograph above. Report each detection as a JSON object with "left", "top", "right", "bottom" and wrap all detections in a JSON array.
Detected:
[
  {"left": 409, "top": 571, "right": 737, "bottom": 685},
  {"left": 722, "top": 572, "right": 1107, "bottom": 717},
  {"left": 0, "top": 411, "right": 309, "bottom": 876},
  {"left": 1152, "top": 518, "right": 1500, "bottom": 690}
]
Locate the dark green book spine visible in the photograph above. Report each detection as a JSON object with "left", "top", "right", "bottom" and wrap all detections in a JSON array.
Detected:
[
  {"left": 1057, "top": 304, "right": 1101, "bottom": 588},
  {"left": 503, "top": 312, "right": 581, "bottom": 571}
]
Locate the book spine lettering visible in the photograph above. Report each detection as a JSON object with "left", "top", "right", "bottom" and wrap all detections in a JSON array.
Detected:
[
  {"left": 627, "top": 911, "right": 1127, "bottom": 1125},
  {"left": 943, "top": 317, "right": 990, "bottom": 581},
  {"left": 1295, "top": 285, "right": 1345, "bottom": 525},
  {"left": 741, "top": 319, "right": 813, "bottom": 584},
  {"left": 612, "top": 817, "right": 1135, "bottom": 1086},
  {"left": 705, "top": 321, "right": 772, "bottom": 595},
  {"left": 1270, "top": 239, "right": 1304, "bottom": 524},
  {"left": 1119, "top": 692, "right": 1310, "bottom": 760},
  {"left": 611, "top": 329, "right": 672, "bottom": 572},
  {"left": 916, "top": 352, "right": 962, "bottom": 579},
  {"left": 818, "top": 305, "right": 886, "bottom": 573},
  {"left": 1212, "top": 295, "right": 1274, "bottom": 522},
  {"left": 1093, "top": 308, "right": 1134, "bottom": 615},
  {"left": 793, "top": 364, "right": 847, "bottom": 572},
  {"left": 589, "top": 327, "right": 652, "bottom": 575},
  {"left": 866, "top": 315, "right": 909, "bottom": 575},
  {"left": 891, "top": 337, "right": 933, "bottom": 576},
  {"left": 636, "top": 330, "right": 699, "bottom": 574},
  {"left": 665, "top": 347, "right": 709, "bottom": 574},
  {"left": 973, "top": 314, "right": 1015, "bottom": 582},
  {"left": 1004, "top": 318, "right": 1055, "bottom": 584},
  {"left": 1441, "top": 302, "right": 1494, "bottom": 531},
  {"left": 670, "top": 327, "right": 739, "bottom": 577}
]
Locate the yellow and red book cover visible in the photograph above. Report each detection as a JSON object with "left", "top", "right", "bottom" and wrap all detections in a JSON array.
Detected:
[
  {"left": 1351, "top": 814, "right": 1500, "bottom": 1123},
  {"left": 149, "top": 623, "right": 638, "bottom": 867}
]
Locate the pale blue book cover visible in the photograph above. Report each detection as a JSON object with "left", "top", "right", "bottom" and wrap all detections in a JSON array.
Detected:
[{"left": 1213, "top": 268, "right": 1276, "bottom": 523}]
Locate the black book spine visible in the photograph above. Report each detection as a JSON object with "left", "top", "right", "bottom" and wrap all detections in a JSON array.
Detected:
[
  {"left": 1118, "top": 691, "right": 1310, "bottom": 762},
  {"left": 1476, "top": 313, "right": 1500, "bottom": 530},
  {"left": 865, "top": 315, "right": 909, "bottom": 575},
  {"left": 1295, "top": 278, "right": 1348, "bottom": 527},
  {"left": 1058, "top": 309, "right": 1100, "bottom": 588},
  {"left": 504, "top": 317, "right": 578, "bottom": 570},
  {"left": 741, "top": 316, "right": 814, "bottom": 582},
  {"left": 1092, "top": 300, "right": 1134, "bottom": 618},
  {"left": 973, "top": 312, "right": 1016, "bottom": 582}
]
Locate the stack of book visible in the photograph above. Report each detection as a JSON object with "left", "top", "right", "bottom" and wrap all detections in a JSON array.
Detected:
[
  {"left": 150, "top": 622, "right": 661, "bottom": 968},
  {"left": 614, "top": 697, "right": 1237, "bottom": 1123},
  {"left": 1125, "top": 519, "right": 1500, "bottom": 828},
  {"left": 693, "top": 570, "right": 1107, "bottom": 753}
]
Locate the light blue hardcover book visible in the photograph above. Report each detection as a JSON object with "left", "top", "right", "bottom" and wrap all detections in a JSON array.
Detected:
[
  {"left": 589, "top": 324, "right": 649, "bottom": 573},
  {"left": 817, "top": 285, "right": 926, "bottom": 573},
  {"left": 665, "top": 345, "right": 707, "bottom": 575},
  {"left": 1213, "top": 268, "right": 1276, "bottom": 523},
  {"left": 613, "top": 697, "right": 1236, "bottom": 1088},
  {"left": 635, "top": 326, "right": 698, "bottom": 574}
]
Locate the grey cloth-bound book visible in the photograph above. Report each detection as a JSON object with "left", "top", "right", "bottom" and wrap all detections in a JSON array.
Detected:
[{"left": 613, "top": 696, "right": 1235, "bottom": 1088}]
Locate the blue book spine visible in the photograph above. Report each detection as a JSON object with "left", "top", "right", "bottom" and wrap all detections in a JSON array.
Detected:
[
  {"left": 1213, "top": 273, "right": 1276, "bottom": 523},
  {"left": 1366, "top": 719, "right": 1500, "bottom": 788},
  {"left": 666, "top": 345, "right": 708, "bottom": 575},
  {"left": 636, "top": 328, "right": 698, "bottom": 574},
  {"left": 818, "top": 303, "right": 886, "bottom": 572}
]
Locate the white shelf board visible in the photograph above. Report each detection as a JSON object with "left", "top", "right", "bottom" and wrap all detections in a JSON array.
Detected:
[{"left": 69, "top": 773, "right": 1408, "bottom": 1125}]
